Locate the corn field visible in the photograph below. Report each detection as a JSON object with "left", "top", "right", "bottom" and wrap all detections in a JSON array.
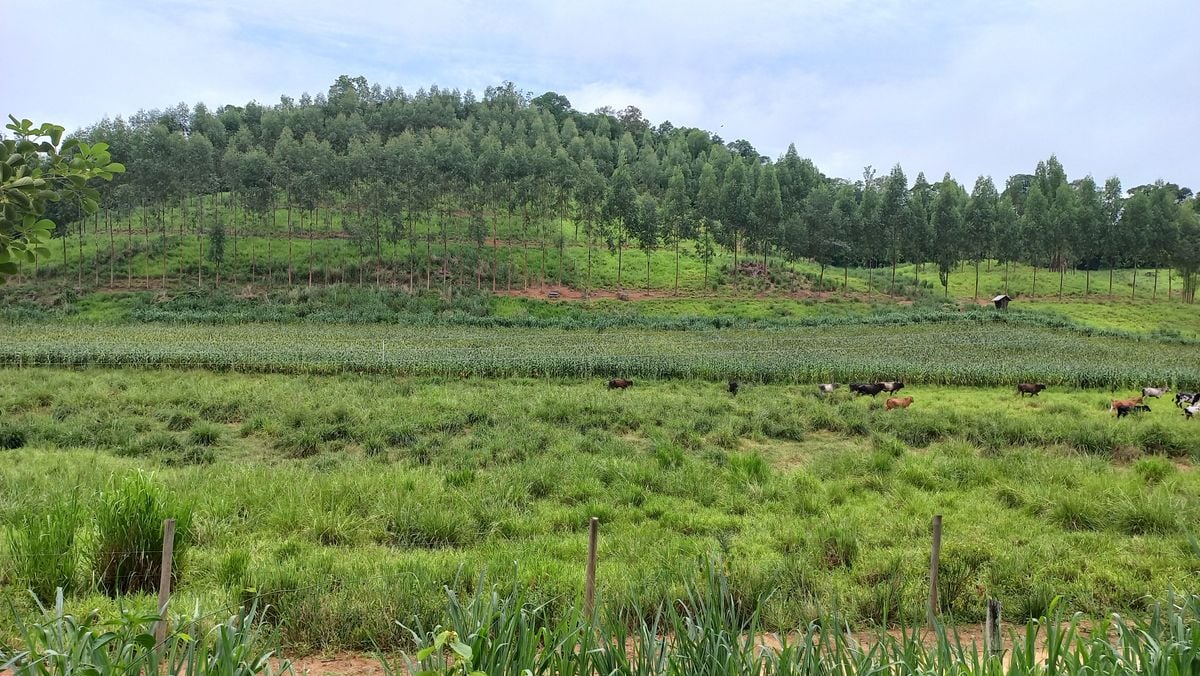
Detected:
[{"left": 1, "top": 321, "right": 1197, "bottom": 388}]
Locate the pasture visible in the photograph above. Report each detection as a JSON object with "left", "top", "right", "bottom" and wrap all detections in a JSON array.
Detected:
[{"left": 2, "top": 365, "right": 1199, "bottom": 652}]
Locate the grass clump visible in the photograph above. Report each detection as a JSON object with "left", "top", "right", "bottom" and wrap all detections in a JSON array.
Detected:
[
  {"left": 95, "top": 471, "right": 193, "bottom": 596},
  {"left": 6, "top": 496, "right": 83, "bottom": 602},
  {"left": 187, "top": 421, "right": 223, "bottom": 446}
]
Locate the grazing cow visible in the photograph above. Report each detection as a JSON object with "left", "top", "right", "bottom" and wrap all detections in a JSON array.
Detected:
[
  {"left": 1141, "top": 386, "right": 1171, "bottom": 399},
  {"left": 818, "top": 383, "right": 839, "bottom": 395},
  {"left": 885, "top": 396, "right": 914, "bottom": 411},
  {"left": 1184, "top": 403, "right": 1200, "bottom": 419},
  {"left": 851, "top": 383, "right": 886, "bottom": 397},
  {"left": 1175, "top": 392, "right": 1198, "bottom": 408},
  {"left": 1109, "top": 396, "right": 1144, "bottom": 413},
  {"left": 1116, "top": 404, "right": 1151, "bottom": 419},
  {"left": 607, "top": 378, "right": 633, "bottom": 390},
  {"left": 879, "top": 381, "right": 905, "bottom": 393},
  {"left": 728, "top": 380, "right": 740, "bottom": 396},
  {"left": 1017, "top": 383, "right": 1047, "bottom": 397}
]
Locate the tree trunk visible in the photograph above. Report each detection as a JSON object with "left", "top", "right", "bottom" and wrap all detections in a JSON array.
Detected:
[
  {"left": 843, "top": 265, "right": 848, "bottom": 296},
  {"left": 673, "top": 238, "right": 680, "bottom": 296},
  {"left": 1032, "top": 265, "right": 1037, "bottom": 297},
  {"left": 974, "top": 261, "right": 980, "bottom": 300},
  {"left": 1004, "top": 261, "right": 1009, "bottom": 295},
  {"left": 127, "top": 207, "right": 134, "bottom": 288},
  {"left": 267, "top": 205, "right": 275, "bottom": 286},
  {"left": 617, "top": 231, "right": 624, "bottom": 287},
  {"left": 1058, "top": 268, "right": 1064, "bottom": 300},
  {"left": 286, "top": 203, "right": 294, "bottom": 285},
  {"left": 586, "top": 227, "right": 594, "bottom": 299},
  {"left": 646, "top": 252, "right": 651, "bottom": 291},
  {"left": 491, "top": 207, "right": 499, "bottom": 292},
  {"left": 891, "top": 256, "right": 897, "bottom": 294},
  {"left": 308, "top": 211, "right": 314, "bottom": 287},
  {"left": 732, "top": 233, "right": 738, "bottom": 292},
  {"left": 1109, "top": 267, "right": 1114, "bottom": 299},
  {"left": 1132, "top": 264, "right": 1137, "bottom": 299},
  {"left": 1153, "top": 267, "right": 1159, "bottom": 300}
]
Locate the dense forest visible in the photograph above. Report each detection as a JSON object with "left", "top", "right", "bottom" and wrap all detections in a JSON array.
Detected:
[{"left": 29, "top": 76, "right": 1200, "bottom": 301}]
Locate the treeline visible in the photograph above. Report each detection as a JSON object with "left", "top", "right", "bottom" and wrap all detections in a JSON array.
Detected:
[{"left": 45, "top": 75, "right": 1200, "bottom": 301}]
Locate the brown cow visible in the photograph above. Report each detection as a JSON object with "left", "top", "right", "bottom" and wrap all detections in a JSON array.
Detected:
[
  {"left": 607, "top": 378, "right": 633, "bottom": 390},
  {"left": 885, "top": 396, "right": 914, "bottom": 410},
  {"left": 1109, "top": 395, "right": 1143, "bottom": 414},
  {"left": 1017, "top": 383, "right": 1046, "bottom": 397}
]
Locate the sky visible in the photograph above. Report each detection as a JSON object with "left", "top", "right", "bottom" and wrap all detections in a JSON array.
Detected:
[{"left": 3, "top": 0, "right": 1197, "bottom": 189}]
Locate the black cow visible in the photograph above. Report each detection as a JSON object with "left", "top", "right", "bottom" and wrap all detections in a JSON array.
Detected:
[
  {"left": 728, "top": 380, "right": 740, "bottom": 396},
  {"left": 850, "top": 383, "right": 886, "bottom": 397},
  {"left": 1017, "top": 383, "right": 1047, "bottom": 397}
]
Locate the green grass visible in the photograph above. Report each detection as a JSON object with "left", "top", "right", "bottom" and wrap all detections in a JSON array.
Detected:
[{"left": 2, "top": 368, "right": 1198, "bottom": 653}]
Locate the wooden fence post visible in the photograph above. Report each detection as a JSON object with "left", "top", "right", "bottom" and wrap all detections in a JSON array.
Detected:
[
  {"left": 985, "top": 598, "right": 1003, "bottom": 658},
  {"left": 584, "top": 517, "right": 599, "bottom": 619},
  {"left": 154, "top": 518, "right": 177, "bottom": 646},
  {"left": 928, "top": 514, "right": 942, "bottom": 624}
]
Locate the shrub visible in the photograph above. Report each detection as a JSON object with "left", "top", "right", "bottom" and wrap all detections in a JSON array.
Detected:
[{"left": 95, "top": 471, "right": 193, "bottom": 596}]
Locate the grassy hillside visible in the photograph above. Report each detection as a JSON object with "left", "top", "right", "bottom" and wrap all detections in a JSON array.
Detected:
[{"left": 10, "top": 201, "right": 1187, "bottom": 303}]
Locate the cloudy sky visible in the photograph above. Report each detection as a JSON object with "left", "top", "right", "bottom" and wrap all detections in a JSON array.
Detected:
[{"left": 4, "top": 0, "right": 1197, "bottom": 188}]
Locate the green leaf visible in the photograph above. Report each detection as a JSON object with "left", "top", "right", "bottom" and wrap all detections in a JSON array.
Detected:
[
  {"left": 450, "top": 641, "right": 472, "bottom": 661},
  {"left": 415, "top": 646, "right": 435, "bottom": 661},
  {"left": 134, "top": 634, "right": 157, "bottom": 650}
]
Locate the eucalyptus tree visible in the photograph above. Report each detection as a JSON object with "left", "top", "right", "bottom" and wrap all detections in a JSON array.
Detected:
[
  {"left": 878, "top": 164, "right": 910, "bottom": 292},
  {"left": 963, "top": 176, "right": 999, "bottom": 300},
  {"left": 574, "top": 157, "right": 606, "bottom": 296},
  {"left": 695, "top": 161, "right": 721, "bottom": 290},
  {"left": 802, "top": 182, "right": 840, "bottom": 289},
  {"left": 856, "top": 179, "right": 882, "bottom": 296},
  {"left": 906, "top": 172, "right": 934, "bottom": 286},
  {"left": 1146, "top": 183, "right": 1180, "bottom": 299},
  {"left": 630, "top": 193, "right": 660, "bottom": 290},
  {"left": 1021, "top": 183, "right": 1051, "bottom": 296},
  {"left": 831, "top": 183, "right": 860, "bottom": 294},
  {"left": 1101, "top": 177, "right": 1124, "bottom": 297},
  {"left": 1073, "top": 176, "right": 1105, "bottom": 295},
  {"left": 1119, "top": 190, "right": 1151, "bottom": 299},
  {"left": 994, "top": 197, "right": 1021, "bottom": 294},
  {"left": 930, "top": 174, "right": 966, "bottom": 297},
  {"left": 751, "top": 163, "right": 783, "bottom": 270},
  {"left": 1049, "top": 183, "right": 1079, "bottom": 298},
  {"left": 720, "top": 154, "right": 752, "bottom": 289},
  {"left": 662, "top": 166, "right": 691, "bottom": 294},
  {"left": 1173, "top": 200, "right": 1200, "bottom": 303},
  {"left": 602, "top": 164, "right": 638, "bottom": 287}
]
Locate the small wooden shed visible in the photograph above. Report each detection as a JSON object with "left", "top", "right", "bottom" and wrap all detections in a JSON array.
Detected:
[{"left": 992, "top": 294, "right": 1012, "bottom": 310}]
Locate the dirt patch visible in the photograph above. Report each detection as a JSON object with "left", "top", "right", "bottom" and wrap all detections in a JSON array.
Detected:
[
  {"left": 284, "top": 653, "right": 387, "bottom": 675},
  {"left": 271, "top": 620, "right": 1092, "bottom": 673}
]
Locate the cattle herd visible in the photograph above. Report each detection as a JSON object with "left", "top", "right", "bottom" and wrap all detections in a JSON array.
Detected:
[{"left": 603, "top": 378, "right": 1200, "bottom": 420}]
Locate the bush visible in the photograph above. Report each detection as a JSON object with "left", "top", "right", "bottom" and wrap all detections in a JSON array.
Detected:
[{"left": 95, "top": 471, "right": 193, "bottom": 596}]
